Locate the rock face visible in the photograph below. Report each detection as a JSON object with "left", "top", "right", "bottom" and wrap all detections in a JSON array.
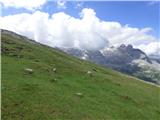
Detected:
[
  {"left": 149, "top": 54, "right": 160, "bottom": 64},
  {"left": 101, "top": 44, "right": 151, "bottom": 74},
  {"left": 61, "top": 48, "right": 106, "bottom": 65},
  {"left": 60, "top": 45, "right": 160, "bottom": 85}
]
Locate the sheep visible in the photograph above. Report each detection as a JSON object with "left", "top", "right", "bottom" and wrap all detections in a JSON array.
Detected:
[
  {"left": 75, "top": 92, "right": 83, "bottom": 97},
  {"left": 87, "top": 71, "right": 92, "bottom": 74},
  {"left": 24, "top": 68, "right": 33, "bottom": 74},
  {"left": 52, "top": 68, "right": 57, "bottom": 73},
  {"left": 87, "top": 71, "right": 92, "bottom": 77}
]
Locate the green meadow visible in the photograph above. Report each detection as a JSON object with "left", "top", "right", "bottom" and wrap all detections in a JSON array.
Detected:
[{"left": 1, "top": 31, "right": 160, "bottom": 120}]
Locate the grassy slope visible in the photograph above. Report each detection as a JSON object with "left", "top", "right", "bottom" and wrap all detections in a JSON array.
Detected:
[{"left": 1, "top": 32, "right": 160, "bottom": 120}]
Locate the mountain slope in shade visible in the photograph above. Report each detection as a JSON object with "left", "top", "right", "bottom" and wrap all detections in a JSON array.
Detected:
[
  {"left": 149, "top": 54, "right": 160, "bottom": 64},
  {"left": 61, "top": 44, "right": 160, "bottom": 85},
  {"left": 1, "top": 29, "right": 160, "bottom": 120}
]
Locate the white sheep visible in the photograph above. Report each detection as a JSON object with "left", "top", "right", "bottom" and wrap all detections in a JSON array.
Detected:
[
  {"left": 24, "top": 68, "right": 33, "bottom": 74},
  {"left": 75, "top": 92, "right": 83, "bottom": 97},
  {"left": 87, "top": 71, "right": 92, "bottom": 77},
  {"left": 53, "top": 68, "right": 57, "bottom": 72},
  {"left": 87, "top": 71, "right": 92, "bottom": 74}
]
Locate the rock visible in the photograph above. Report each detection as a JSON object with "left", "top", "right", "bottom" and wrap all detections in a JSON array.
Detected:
[
  {"left": 119, "top": 44, "right": 126, "bottom": 48},
  {"left": 126, "top": 44, "right": 133, "bottom": 50}
]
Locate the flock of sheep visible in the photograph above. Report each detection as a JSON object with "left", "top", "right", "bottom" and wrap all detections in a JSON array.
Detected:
[{"left": 24, "top": 67, "right": 93, "bottom": 97}]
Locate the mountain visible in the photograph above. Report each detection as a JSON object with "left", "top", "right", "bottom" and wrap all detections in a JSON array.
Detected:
[
  {"left": 149, "top": 54, "right": 160, "bottom": 64},
  {"left": 1, "top": 29, "right": 160, "bottom": 120},
  {"left": 60, "top": 44, "right": 160, "bottom": 85}
]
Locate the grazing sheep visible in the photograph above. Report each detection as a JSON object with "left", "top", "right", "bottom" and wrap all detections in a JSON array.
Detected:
[
  {"left": 87, "top": 71, "right": 91, "bottom": 74},
  {"left": 52, "top": 68, "right": 57, "bottom": 72},
  {"left": 24, "top": 68, "right": 33, "bottom": 74},
  {"left": 87, "top": 71, "right": 92, "bottom": 77},
  {"left": 75, "top": 92, "right": 83, "bottom": 97}
]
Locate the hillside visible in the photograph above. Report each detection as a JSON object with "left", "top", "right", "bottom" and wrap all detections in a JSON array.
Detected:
[{"left": 1, "top": 29, "right": 160, "bottom": 120}]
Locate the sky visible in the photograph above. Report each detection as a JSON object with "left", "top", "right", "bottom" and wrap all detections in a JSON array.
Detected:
[{"left": 0, "top": 0, "right": 160, "bottom": 55}]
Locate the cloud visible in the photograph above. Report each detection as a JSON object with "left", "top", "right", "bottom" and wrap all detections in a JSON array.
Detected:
[
  {"left": 138, "top": 42, "right": 160, "bottom": 56},
  {"left": 0, "top": 8, "right": 159, "bottom": 55},
  {"left": 0, "top": 0, "right": 47, "bottom": 10},
  {"left": 103, "top": 23, "right": 157, "bottom": 46},
  {"left": 56, "top": 0, "right": 67, "bottom": 9},
  {"left": 74, "top": 1, "right": 83, "bottom": 9}
]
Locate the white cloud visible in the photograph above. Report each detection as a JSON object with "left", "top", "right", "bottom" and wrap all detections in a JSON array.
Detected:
[
  {"left": 0, "top": 0, "right": 47, "bottom": 10},
  {"left": 137, "top": 42, "right": 160, "bottom": 56},
  {"left": 74, "top": 1, "right": 83, "bottom": 9},
  {"left": 56, "top": 0, "right": 66, "bottom": 9},
  {"left": 97, "top": 21, "right": 156, "bottom": 46},
  {"left": 0, "top": 8, "right": 159, "bottom": 55}
]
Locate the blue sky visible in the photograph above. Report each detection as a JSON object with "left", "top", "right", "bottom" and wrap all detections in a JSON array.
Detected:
[
  {"left": 0, "top": 0, "right": 160, "bottom": 55},
  {"left": 2, "top": 1, "right": 159, "bottom": 38}
]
